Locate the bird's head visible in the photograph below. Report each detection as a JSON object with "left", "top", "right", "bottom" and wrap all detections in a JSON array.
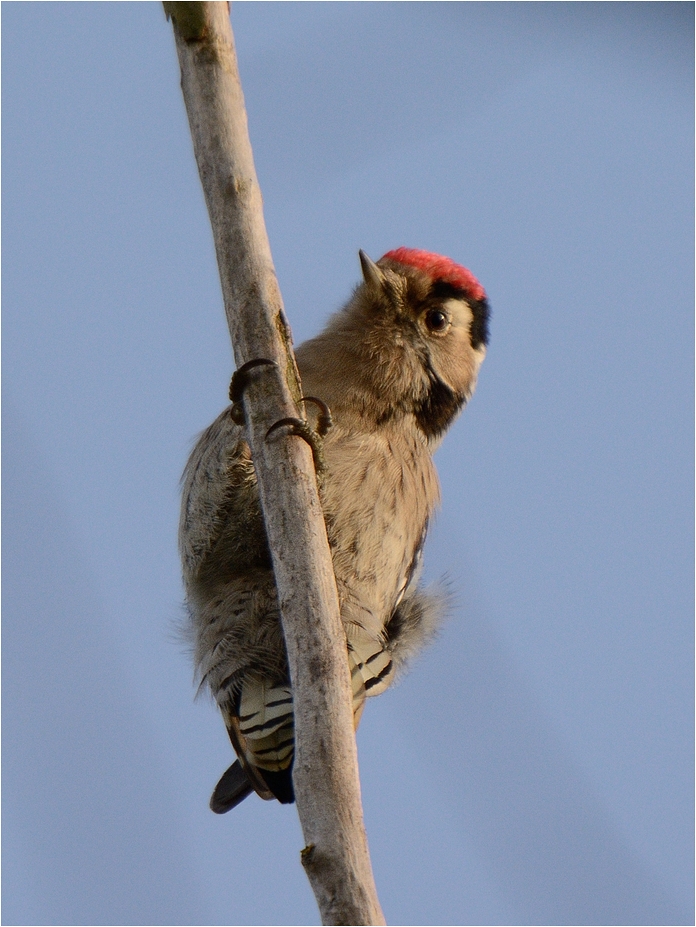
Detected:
[
  {"left": 297, "top": 247, "right": 489, "bottom": 442},
  {"left": 356, "top": 248, "right": 489, "bottom": 438}
]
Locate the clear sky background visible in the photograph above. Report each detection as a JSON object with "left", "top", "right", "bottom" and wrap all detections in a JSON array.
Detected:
[{"left": 3, "top": 3, "right": 693, "bottom": 925}]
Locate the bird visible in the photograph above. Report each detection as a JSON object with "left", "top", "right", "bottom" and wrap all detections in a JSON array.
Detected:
[{"left": 179, "top": 247, "right": 489, "bottom": 812}]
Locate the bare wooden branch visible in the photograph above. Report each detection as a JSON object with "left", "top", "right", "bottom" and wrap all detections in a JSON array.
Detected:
[{"left": 164, "top": 3, "right": 385, "bottom": 924}]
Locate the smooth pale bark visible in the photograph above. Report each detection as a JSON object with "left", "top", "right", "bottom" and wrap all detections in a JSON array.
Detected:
[{"left": 164, "top": 3, "right": 385, "bottom": 924}]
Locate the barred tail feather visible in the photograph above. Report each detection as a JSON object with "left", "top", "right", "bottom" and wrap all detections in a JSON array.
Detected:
[
  {"left": 348, "top": 635, "right": 395, "bottom": 701},
  {"left": 238, "top": 682, "right": 295, "bottom": 772},
  {"left": 219, "top": 682, "right": 296, "bottom": 806}
]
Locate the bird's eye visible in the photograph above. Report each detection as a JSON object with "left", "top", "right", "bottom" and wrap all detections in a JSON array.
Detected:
[{"left": 425, "top": 308, "right": 449, "bottom": 333}]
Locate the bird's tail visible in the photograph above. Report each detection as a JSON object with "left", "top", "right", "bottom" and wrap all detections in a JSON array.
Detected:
[
  {"left": 210, "top": 643, "right": 389, "bottom": 812},
  {"left": 210, "top": 761, "right": 254, "bottom": 813}
]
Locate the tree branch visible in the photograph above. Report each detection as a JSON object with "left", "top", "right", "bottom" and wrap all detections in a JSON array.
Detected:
[{"left": 164, "top": 3, "right": 385, "bottom": 924}]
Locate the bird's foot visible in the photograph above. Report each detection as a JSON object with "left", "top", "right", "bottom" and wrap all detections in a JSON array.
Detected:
[
  {"left": 229, "top": 359, "right": 278, "bottom": 425},
  {"left": 299, "top": 396, "right": 333, "bottom": 438},
  {"left": 266, "top": 396, "right": 332, "bottom": 474}
]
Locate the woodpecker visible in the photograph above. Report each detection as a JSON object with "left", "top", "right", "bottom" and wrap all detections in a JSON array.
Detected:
[{"left": 179, "top": 248, "right": 489, "bottom": 812}]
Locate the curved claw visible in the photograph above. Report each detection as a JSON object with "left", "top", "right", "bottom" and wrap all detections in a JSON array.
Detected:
[
  {"left": 229, "top": 359, "right": 278, "bottom": 425},
  {"left": 266, "top": 417, "right": 326, "bottom": 473},
  {"left": 229, "top": 358, "right": 278, "bottom": 403},
  {"left": 265, "top": 417, "right": 310, "bottom": 440},
  {"left": 299, "top": 396, "right": 333, "bottom": 437}
]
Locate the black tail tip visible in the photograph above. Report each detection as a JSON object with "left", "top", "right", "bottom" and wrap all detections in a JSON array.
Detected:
[
  {"left": 210, "top": 761, "right": 254, "bottom": 814},
  {"left": 259, "top": 767, "right": 295, "bottom": 804}
]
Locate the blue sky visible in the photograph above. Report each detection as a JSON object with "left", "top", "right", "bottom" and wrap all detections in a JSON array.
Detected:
[{"left": 3, "top": 3, "right": 693, "bottom": 925}]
